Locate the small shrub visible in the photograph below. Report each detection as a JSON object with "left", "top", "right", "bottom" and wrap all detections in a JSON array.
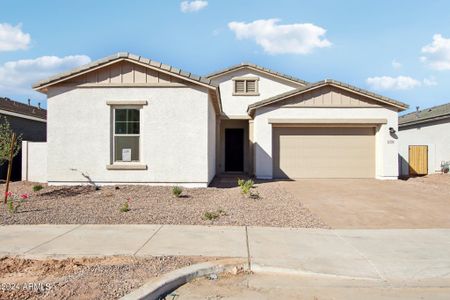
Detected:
[
  {"left": 202, "top": 211, "right": 219, "bottom": 221},
  {"left": 202, "top": 209, "right": 227, "bottom": 221},
  {"left": 237, "top": 178, "right": 245, "bottom": 187},
  {"left": 237, "top": 179, "right": 255, "bottom": 195},
  {"left": 5, "top": 192, "right": 29, "bottom": 213},
  {"left": 7, "top": 198, "right": 14, "bottom": 213},
  {"left": 172, "top": 186, "right": 183, "bottom": 198},
  {"left": 32, "top": 184, "right": 43, "bottom": 192},
  {"left": 120, "top": 199, "right": 131, "bottom": 213}
]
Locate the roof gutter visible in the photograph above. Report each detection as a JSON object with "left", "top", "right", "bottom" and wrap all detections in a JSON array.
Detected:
[{"left": 0, "top": 108, "right": 46, "bottom": 123}]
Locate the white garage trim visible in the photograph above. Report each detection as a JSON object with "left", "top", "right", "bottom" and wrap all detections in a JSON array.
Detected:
[
  {"left": 268, "top": 118, "right": 387, "bottom": 125},
  {"left": 272, "top": 127, "right": 376, "bottom": 179}
]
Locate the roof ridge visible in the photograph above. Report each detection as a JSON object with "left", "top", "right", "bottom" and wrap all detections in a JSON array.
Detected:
[
  {"left": 206, "top": 62, "right": 309, "bottom": 85},
  {"left": 398, "top": 101, "right": 450, "bottom": 126},
  {"left": 399, "top": 102, "right": 450, "bottom": 118},
  {"left": 0, "top": 97, "right": 47, "bottom": 120},
  {"left": 33, "top": 52, "right": 216, "bottom": 90},
  {"left": 247, "top": 79, "right": 408, "bottom": 114}
]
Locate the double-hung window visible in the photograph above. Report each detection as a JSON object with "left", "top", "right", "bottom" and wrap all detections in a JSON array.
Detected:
[{"left": 113, "top": 108, "right": 140, "bottom": 162}]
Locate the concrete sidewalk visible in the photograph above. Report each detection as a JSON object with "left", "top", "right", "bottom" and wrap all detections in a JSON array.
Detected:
[{"left": 1, "top": 224, "right": 450, "bottom": 282}]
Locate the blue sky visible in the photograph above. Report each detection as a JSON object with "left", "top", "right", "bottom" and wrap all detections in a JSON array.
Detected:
[{"left": 1, "top": 0, "right": 450, "bottom": 113}]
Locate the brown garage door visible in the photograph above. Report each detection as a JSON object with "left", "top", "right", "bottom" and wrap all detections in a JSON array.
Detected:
[{"left": 273, "top": 127, "right": 375, "bottom": 178}]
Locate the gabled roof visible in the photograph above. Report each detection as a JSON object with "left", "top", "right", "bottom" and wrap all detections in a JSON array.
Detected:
[
  {"left": 0, "top": 97, "right": 46, "bottom": 121},
  {"left": 33, "top": 52, "right": 217, "bottom": 91},
  {"left": 399, "top": 102, "right": 450, "bottom": 127},
  {"left": 247, "top": 79, "right": 409, "bottom": 114},
  {"left": 206, "top": 62, "right": 309, "bottom": 86}
]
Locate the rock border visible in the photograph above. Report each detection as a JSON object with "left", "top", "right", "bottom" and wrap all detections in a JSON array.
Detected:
[{"left": 120, "top": 258, "right": 248, "bottom": 300}]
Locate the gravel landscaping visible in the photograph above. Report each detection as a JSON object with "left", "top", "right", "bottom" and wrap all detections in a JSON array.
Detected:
[
  {"left": 0, "top": 255, "right": 211, "bottom": 300},
  {"left": 0, "top": 179, "right": 328, "bottom": 228}
]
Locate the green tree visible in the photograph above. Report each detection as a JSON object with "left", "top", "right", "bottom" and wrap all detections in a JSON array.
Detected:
[{"left": 0, "top": 117, "right": 22, "bottom": 167}]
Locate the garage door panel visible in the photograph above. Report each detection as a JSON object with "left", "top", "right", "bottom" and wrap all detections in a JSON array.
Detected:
[{"left": 273, "top": 127, "right": 375, "bottom": 179}]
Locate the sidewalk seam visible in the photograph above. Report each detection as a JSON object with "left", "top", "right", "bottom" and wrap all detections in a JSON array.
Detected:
[
  {"left": 333, "top": 231, "right": 386, "bottom": 281},
  {"left": 245, "top": 226, "right": 252, "bottom": 271},
  {"left": 23, "top": 224, "right": 83, "bottom": 254},
  {"left": 133, "top": 224, "right": 164, "bottom": 256}
]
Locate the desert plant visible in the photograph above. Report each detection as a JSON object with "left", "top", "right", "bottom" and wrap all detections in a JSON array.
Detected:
[
  {"left": 202, "top": 211, "right": 219, "bottom": 221},
  {"left": 0, "top": 117, "right": 22, "bottom": 167},
  {"left": 202, "top": 209, "right": 227, "bottom": 221},
  {"left": 120, "top": 199, "right": 131, "bottom": 212},
  {"left": 6, "top": 192, "right": 29, "bottom": 213},
  {"left": 32, "top": 184, "right": 44, "bottom": 192},
  {"left": 237, "top": 178, "right": 255, "bottom": 195},
  {"left": 172, "top": 186, "right": 183, "bottom": 198}
]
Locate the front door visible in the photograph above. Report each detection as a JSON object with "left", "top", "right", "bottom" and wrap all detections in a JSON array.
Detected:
[{"left": 225, "top": 128, "right": 244, "bottom": 172}]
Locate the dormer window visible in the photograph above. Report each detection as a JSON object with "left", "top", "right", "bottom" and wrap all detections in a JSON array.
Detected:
[{"left": 233, "top": 77, "right": 259, "bottom": 96}]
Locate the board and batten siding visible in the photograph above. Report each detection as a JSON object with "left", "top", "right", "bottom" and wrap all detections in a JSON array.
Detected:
[
  {"left": 65, "top": 61, "right": 185, "bottom": 85},
  {"left": 253, "top": 86, "right": 399, "bottom": 180},
  {"left": 276, "top": 86, "right": 381, "bottom": 108}
]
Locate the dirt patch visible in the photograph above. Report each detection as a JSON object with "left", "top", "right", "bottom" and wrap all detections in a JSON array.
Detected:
[
  {"left": 0, "top": 179, "right": 327, "bottom": 228},
  {"left": 282, "top": 174, "right": 450, "bottom": 229},
  {"left": 0, "top": 256, "right": 211, "bottom": 299},
  {"left": 174, "top": 271, "right": 450, "bottom": 300}
]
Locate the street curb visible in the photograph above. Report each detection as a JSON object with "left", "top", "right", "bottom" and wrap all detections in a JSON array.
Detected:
[
  {"left": 251, "top": 264, "right": 380, "bottom": 281},
  {"left": 120, "top": 258, "right": 248, "bottom": 300}
]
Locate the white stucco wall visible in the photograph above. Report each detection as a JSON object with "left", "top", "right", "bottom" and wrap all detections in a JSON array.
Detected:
[
  {"left": 253, "top": 106, "right": 399, "bottom": 179},
  {"left": 398, "top": 118, "right": 450, "bottom": 176},
  {"left": 207, "top": 94, "right": 216, "bottom": 184},
  {"left": 22, "top": 141, "right": 47, "bottom": 183},
  {"left": 213, "top": 69, "right": 302, "bottom": 117},
  {"left": 46, "top": 85, "right": 212, "bottom": 187}
]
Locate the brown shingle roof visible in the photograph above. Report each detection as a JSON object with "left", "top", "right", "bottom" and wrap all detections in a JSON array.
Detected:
[
  {"left": 399, "top": 102, "right": 450, "bottom": 127},
  {"left": 0, "top": 97, "right": 46, "bottom": 120},
  {"left": 247, "top": 79, "right": 409, "bottom": 114}
]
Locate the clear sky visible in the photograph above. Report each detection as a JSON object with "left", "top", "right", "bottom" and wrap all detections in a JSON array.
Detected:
[{"left": 1, "top": 0, "right": 450, "bottom": 113}]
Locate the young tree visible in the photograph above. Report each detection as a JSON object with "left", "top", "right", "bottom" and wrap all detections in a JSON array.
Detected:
[{"left": 0, "top": 116, "right": 22, "bottom": 167}]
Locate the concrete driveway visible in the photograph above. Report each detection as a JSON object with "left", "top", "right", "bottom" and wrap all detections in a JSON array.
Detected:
[{"left": 280, "top": 175, "right": 450, "bottom": 229}]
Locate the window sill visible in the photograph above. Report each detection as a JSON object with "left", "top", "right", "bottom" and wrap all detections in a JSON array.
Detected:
[
  {"left": 232, "top": 93, "right": 260, "bottom": 96},
  {"left": 106, "top": 164, "right": 147, "bottom": 170}
]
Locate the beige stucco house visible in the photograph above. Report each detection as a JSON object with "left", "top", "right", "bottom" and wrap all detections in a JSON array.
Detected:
[{"left": 27, "top": 52, "right": 408, "bottom": 186}]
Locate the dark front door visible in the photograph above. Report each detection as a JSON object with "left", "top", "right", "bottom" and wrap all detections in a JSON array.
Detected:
[{"left": 225, "top": 128, "right": 244, "bottom": 172}]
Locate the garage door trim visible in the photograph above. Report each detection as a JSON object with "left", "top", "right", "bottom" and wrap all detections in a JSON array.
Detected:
[{"left": 272, "top": 126, "right": 376, "bottom": 179}]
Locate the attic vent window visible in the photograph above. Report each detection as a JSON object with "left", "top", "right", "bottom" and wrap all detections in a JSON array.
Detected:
[{"left": 233, "top": 77, "right": 259, "bottom": 96}]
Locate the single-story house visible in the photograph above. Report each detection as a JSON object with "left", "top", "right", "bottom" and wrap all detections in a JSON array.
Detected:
[
  {"left": 28, "top": 52, "right": 408, "bottom": 186},
  {"left": 0, "top": 97, "right": 46, "bottom": 181},
  {"left": 398, "top": 103, "right": 450, "bottom": 176}
]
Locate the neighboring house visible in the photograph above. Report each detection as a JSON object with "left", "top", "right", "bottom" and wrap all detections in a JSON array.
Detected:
[
  {"left": 398, "top": 103, "right": 450, "bottom": 176},
  {"left": 29, "top": 52, "right": 408, "bottom": 186},
  {"left": 0, "top": 97, "right": 46, "bottom": 181}
]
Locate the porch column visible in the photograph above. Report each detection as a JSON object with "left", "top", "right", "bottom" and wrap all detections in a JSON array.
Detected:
[
  {"left": 216, "top": 118, "right": 221, "bottom": 175},
  {"left": 248, "top": 120, "right": 254, "bottom": 176}
]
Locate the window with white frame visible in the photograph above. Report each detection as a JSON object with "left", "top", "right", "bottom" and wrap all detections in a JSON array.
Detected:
[
  {"left": 113, "top": 108, "right": 140, "bottom": 162},
  {"left": 233, "top": 77, "right": 259, "bottom": 95}
]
